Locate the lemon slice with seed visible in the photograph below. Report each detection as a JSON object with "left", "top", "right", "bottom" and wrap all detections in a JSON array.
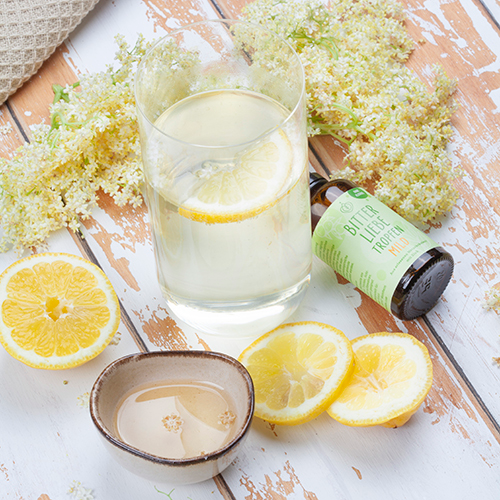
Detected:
[
  {"left": 238, "top": 321, "right": 354, "bottom": 425},
  {"left": 0, "top": 253, "right": 120, "bottom": 370},
  {"left": 327, "top": 332, "right": 433, "bottom": 428},
  {"left": 180, "top": 129, "right": 292, "bottom": 224}
]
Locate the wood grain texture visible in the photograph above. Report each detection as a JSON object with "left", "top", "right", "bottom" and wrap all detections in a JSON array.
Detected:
[
  {"left": 0, "top": 0, "right": 500, "bottom": 498},
  {"left": 69, "top": 1, "right": 500, "bottom": 498}
]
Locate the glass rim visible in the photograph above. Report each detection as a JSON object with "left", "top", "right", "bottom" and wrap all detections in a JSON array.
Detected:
[{"left": 134, "top": 18, "right": 305, "bottom": 149}]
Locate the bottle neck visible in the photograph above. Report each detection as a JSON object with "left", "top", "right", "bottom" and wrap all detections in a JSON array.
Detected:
[
  {"left": 309, "top": 173, "right": 357, "bottom": 231},
  {"left": 309, "top": 172, "right": 328, "bottom": 199}
]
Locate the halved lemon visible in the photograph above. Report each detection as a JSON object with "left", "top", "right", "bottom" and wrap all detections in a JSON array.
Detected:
[
  {"left": 327, "top": 332, "right": 433, "bottom": 428},
  {"left": 179, "top": 129, "right": 292, "bottom": 224},
  {"left": 238, "top": 321, "right": 354, "bottom": 425},
  {"left": 0, "top": 253, "right": 120, "bottom": 370}
]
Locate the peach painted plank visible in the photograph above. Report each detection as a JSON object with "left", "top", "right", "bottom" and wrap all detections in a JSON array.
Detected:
[
  {"left": 0, "top": 4, "right": 229, "bottom": 499},
  {"left": 76, "top": 203, "right": 500, "bottom": 497},
  {"left": 0, "top": 1, "right": 244, "bottom": 499},
  {"left": 7, "top": 47, "right": 81, "bottom": 131},
  {"left": 0, "top": 105, "right": 25, "bottom": 157},
  {"left": 218, "top": 257, "right": 500, "bottom": 498}
]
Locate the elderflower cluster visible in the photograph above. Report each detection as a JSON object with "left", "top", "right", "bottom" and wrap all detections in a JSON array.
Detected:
[
  {"left": 0, "top": 35, "right": 151, "bottom": 252},
  {"left": 1, "top": 0, "right": 461, "bottom": 251},
  {"left": 483, "top": 287, "right": 500, "bottom": 312},
  {"left": 68, "top": 480, "right": 94, "bottom": 500},
  {"left": 77, "top": 391, "right": 90, "bottom": 408},
  {"left": 0, "top": 122, "right": 13, "bottom": 136},
  {"left": 242, "top": 0, "right": 460, "bottom": 223}
]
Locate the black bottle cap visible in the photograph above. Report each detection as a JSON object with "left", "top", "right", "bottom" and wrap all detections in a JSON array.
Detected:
[{"left": 399, "top": 253, "right": 454, "bottom": 320}]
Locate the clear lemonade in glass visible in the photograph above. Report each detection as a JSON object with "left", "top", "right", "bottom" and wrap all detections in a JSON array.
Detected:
[{"left": 135, "top": 21, "right": 311, "bottom": 336}]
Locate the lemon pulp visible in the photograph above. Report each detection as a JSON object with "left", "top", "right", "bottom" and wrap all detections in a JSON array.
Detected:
[
  {"left": 0, "top": 253, "right": 120, "bottom": 369},
  {"left": 179, "top": 128, "right": 292, "bottom": 223},
  {"left": 327, "top": 332, "right": 433, "bottom": 427},
  {"left": 238, "top": 322, "right": 354, "bottom": 425},
  {"left": 153, "top": 89, "right": 294, "bottom": 224}
]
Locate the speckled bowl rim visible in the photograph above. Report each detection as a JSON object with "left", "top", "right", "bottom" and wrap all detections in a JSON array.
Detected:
[{"left": 90, "top": 350, "right": 255, "bottom": 466}]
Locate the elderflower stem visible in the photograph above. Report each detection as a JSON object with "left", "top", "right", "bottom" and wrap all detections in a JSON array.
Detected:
[
  {"left": 50, "top": 111, "right": 91, "bottom": 131},
  {"left": 310, "top": 102, "right": 375, "bottom": 142},
  {"left": 52, "top": 82, "right": 80, "bottom": 104}
]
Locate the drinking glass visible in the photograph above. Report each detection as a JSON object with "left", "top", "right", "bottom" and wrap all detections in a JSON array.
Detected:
[{"left": 135, "top": 19, "right": 311, "bottom": 336}]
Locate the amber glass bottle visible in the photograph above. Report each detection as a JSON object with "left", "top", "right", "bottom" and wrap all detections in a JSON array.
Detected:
[{"left": 310, "top": 172, "right": 454, "bottom": 320}]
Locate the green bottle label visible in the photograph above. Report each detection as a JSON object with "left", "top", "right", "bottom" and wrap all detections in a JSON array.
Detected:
[{"left": 312, "top": 188, "right": 438, "bottom": 312}]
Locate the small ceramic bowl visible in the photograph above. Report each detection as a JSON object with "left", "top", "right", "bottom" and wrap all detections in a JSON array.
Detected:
[{"left": 90, "top": 351, "right": 254, "bottom": 485}]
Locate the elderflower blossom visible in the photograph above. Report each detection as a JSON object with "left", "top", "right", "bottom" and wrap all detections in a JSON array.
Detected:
[
  {"left": 242, "top": 0, "right": 460, "bottom": 223},
  {"left": 483, "top": 287, "right": 500, "bottom": 311},
  {"left": 0, "top": 35, "right": 151, "bottom": 252},
  {"left": 68, "top": 481, "right": 94, "bottom": 500},
  {"left": 77, "top": 391, "right": 90, "bottom": 408},
  {"left": 0, "top": 123, "right": 12, "bottom": 136}
]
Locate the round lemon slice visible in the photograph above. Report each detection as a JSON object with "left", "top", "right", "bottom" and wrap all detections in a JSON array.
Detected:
[
  {"left": 327, "top": 332, "right": 433, "bottom": 427},
  {"left": 0, "top": 253, "right": 120, "bottom": 370},
  {"left": 238, "top": 321, "right": 354, "bottom": 425},
  {"left": 179, "top": 129, "right": 292, "bottom": 224}
]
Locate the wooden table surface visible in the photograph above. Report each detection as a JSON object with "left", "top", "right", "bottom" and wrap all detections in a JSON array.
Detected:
[{"left": 1, "top": 0, "right": 500, "bottom": 498}]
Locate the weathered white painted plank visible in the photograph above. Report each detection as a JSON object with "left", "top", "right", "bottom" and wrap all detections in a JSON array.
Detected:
[
  {"left": 0, "top": 330, "right": 226, "bottom": 499},
  {"left": 212, "top": 263, "right": 500, "bottom": 499},
  {"left": 76, "top": 208, "right": 500, "bottom": 498},
  {"left": 0, "top": 1, "right": 235, "bottom": 498},
  {"left": 475, "top": 0, "right": 500, "bottom": 34},
  {"left": 402, "top": 0, "right": 500, "bottom": 420},
  {"left": 211, "top": 0, "right": 500, "bottom": 424}
]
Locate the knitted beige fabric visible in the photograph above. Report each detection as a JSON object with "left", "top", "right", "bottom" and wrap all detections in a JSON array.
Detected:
[{"left": 0, "top": 0, "right": 100, "bottom": 105}]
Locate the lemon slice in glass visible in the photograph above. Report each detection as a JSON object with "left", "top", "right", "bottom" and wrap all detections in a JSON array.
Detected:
[
  {"left": 238, "top": 321, "right": 354, "bottom": 425},
  {"left": 179, "top": 129, "right": 292, "bottom": 224},
  {"left": 327, "top": 332, "right": 433, "bottom": 427},
  {"left": 0, "top": 253, "right": 120, "bottom": 370}
]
